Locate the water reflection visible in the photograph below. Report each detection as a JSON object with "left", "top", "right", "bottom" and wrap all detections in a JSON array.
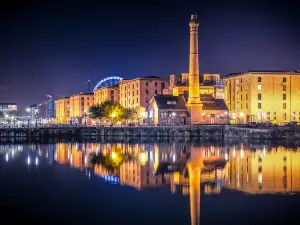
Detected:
[{"left": 1, "top": 142, "right": 300, "bottom": 225}]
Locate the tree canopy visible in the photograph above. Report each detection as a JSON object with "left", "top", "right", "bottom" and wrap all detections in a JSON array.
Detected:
[{"left": 88, "top": 100, "right": 147, "bottom": 124}]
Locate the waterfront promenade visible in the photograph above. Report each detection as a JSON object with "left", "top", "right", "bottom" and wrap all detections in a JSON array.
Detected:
[{"left": 0, "top": 125, "right": 299, "bottom": 139}]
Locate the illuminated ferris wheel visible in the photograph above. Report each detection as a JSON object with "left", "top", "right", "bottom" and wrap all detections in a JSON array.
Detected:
[{"left": 93, "top": 76, "right": 123, "bottom": 91}]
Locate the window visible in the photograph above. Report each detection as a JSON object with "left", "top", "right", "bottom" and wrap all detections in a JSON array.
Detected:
[
  {"left": 146, "top": 82, "right": 148, "bottom": 87},
  {"left": 246, "top": 94, "right": 248, "bottom": 100},
  {"left": 267, "top": 112, "right": 270, "bottom": 115},
  {"left": 274, "top": 117, "right": 276, "bottom": 120},
  {"left": 258, "top": 84, "right": 262, "bottom": 90},
  {"left": 246, "top": 103, "right": 248, "bottom": 109},
  {"left": 283, "top": 85, "right": 286, "bottom": 91},
  {"left": 283, "top": 94, "right": 286, "bottom": 100},
  {"left": 283, "top": 77, "right": 286, "bottom": 82},
  {"left": 146, "top": 90, "right": 148, "bottom": 95},
  {"left": 283, "top": 103, "right": 286, "bottom": 109},
  {"left": 284, "top": 113, "right": 287, "bottom": 120},
  {"left": 240, "top": 104, "right": 242, "bottom": 110},
  {"left": 240, "top": 79, "right": 243, "bottom": 83},
  {"left": 132, "top": 84, "right": 134, "bottom": 89},
  {"left": 258, "top": 77, "right": 262, "bottom": 82},
  {"left": 167, "top": 101, "right": 176, "bottom": 105},
  {"left": 258, "top": 103, "right": 262, "bottom": 109},
  {"left": 155, "top": 82, "right": 157, "bottom": 87},
  {"left": 258, "top": 93, "right": 262, "bottom": 100},
  {"left": 240, "top": 86, "right": 242, "bottom": 91},
  {"left": 241, "top": 95, "right": 243, "bottom": 101},
  {"left": 155, "top": 90, "right": 158, "bottom": 95}
]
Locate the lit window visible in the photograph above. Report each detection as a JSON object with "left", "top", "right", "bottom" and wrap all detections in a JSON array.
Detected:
[
  {"left": 283, "top": 103, "right": 286, "bottom": 109},
  {"left": 258, "top": 85, "right": 262, "bottom": 90}
]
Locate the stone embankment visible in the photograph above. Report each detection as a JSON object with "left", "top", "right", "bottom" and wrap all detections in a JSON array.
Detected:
[{"left": 0, "top": 125, "right": 300, "bottom": 139}]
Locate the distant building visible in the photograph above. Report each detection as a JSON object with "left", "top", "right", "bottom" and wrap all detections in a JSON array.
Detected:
[
  {"left": 94, "top": 85, "right": 119, "bottom": 105},
  {"left": 69, "top": 92, "right": 94, "bottom": 124},
  {"left": 36, "top": 99, "right": 56, "bottom": 120},
  {"left": 119, "top": 76, "right": 169, "bottom": 112},
  {"left": 0, "top": 103, "right": 17, "bottom": 114},
  {"left": 55, "top": 97, "right": 70, "bottom": 124},
  {"left": 214, "top": 80, "right": 225, "bottom": 100},
  {"left": 30, "top": 104, "right": 37, "bottom": 120},
  {"left": 223, "top": 71, "right": 300, "bottom": 124},
  {"left": 165, "top": 73, "right": 219, "bottom": 97}
]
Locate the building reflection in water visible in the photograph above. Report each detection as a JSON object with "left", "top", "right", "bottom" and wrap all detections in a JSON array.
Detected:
[
  {"left": 2, "top": 142, "right": 300, "bottom": 225},
  {"left": 225, "top": 144, "right": 300, "bottom": 194}
]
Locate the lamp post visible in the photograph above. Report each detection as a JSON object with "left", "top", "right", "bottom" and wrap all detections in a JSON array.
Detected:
[{"left": 85, "top": 79, "right": 91, "bottom": 92}]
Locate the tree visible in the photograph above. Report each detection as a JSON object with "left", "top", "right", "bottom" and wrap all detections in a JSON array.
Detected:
[
  {"left": 123, "top": 108, "right": 138, "bottom": 122},
  {"left": 88, "top": 104, "right": 104, "bottom": 120},
  {"left": 88, "top": 100, "right": 126, "bottom": 124},
  {"left": 0, "top": 111, "right": 4, "bottom": 119}
]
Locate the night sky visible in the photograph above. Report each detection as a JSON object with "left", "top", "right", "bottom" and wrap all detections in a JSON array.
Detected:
[{"left": 1, "top": 0, "right": 300, "bottom": 112}]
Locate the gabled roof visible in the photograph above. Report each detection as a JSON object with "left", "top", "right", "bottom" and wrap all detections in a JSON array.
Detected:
[{"left": 153, "top": 95, "right": 188, "bottom": 110}]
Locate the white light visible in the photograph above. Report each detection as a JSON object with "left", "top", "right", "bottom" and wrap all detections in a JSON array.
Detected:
[
  {"left": 263, "top": 147, "right": 266, "bottom": 156},
  {"left": 240, "top": 149, "right": 244, "bottom": 159},
  {"left": 88, "top": 171, "right": 91, "bottom": 179},
  {"left": 12, "top": 150, "right": 14, "bottom": 157},
  {"left": 35, "top": 157, "right": 39, "bottom": 166},
  {"left": 172, "top": 154, "right": 176, "bottom": 162},
  {"left": 232, "top": 113, "right": 236, "bottom": 119},
  {"left": 225, "top": 153, "right": 228, "bottom": 161},
  {"left": 233, "top": 148, "right": 236, "bottom": 158},
  {"left": 27, "top": 156, "right": 31, "bottom": 165},
  {"left": 224, "top": 111, "right": 228, "bottom": 115},
  {"left": 239, "top": 112, "right": 244, "bottom": 117},
  {"left": 5, "top": 153, "right": 9, "bottom": 162},
  {"left": 26, "top": 108, "right": 30, "bottom": 112}
]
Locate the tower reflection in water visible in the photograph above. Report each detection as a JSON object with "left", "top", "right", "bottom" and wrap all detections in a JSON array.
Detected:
[{"left": 3, "top": 142, "right": 300, "bottom": 225}]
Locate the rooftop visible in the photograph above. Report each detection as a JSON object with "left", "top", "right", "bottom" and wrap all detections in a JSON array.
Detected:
[
  {"left": 70, "top": 92, "right": 94, "bottom": 97},
  {"left": 153, "top": 95, "right": 188, "bottom": 110},
  {"left": 223, "top": 70, "right": 300, "bottom": 79}
]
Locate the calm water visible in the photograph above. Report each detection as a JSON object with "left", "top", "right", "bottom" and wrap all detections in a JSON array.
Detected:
[{"left": 1, "top": 141, "right": 300, "bottom": 225}]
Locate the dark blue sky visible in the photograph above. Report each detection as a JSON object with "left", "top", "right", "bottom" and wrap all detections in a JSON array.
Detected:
[{"left": 1, "top": 0, "right": 299, "bottom": 111}]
